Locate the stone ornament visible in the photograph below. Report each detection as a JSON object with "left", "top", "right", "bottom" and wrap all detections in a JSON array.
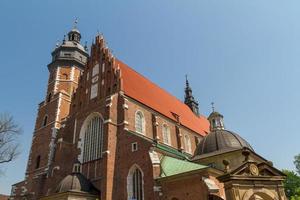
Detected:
[{"left": 249, "top": 164, "right": 259, "bottom": 176}]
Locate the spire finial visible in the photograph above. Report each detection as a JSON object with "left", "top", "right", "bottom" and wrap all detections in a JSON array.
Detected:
[
  {"left": 211, "top": 102, "right": 215, "bottom": 112},
  {"left": 185, "top": 74, "right": 189, "bottom": 87},
  {"left": 74, "top": 18, "right": 78, "bottom": 29}
]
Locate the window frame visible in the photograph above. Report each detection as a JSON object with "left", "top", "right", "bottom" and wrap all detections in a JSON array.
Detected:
[
  {"left": 184, "top": 134, "right": 192, "bottom": 154},
  {"left": 78, "top": 113, "right": 104, "bottom": 163},
  {"left": 135, "top": 110, "right": 145, "bottom": 135},
  {"left": 127, "top": 164, "right": 144, "bottom": 200},
  {"left": 162, "top": 124, "right": 171, "bottom": 145}
]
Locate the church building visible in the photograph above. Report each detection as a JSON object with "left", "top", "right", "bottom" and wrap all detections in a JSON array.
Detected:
[{"left": 10, "top": 25, "right": 287, "bottom": 200}]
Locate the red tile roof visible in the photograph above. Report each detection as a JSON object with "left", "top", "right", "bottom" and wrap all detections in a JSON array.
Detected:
[
  {"left": 117, "top": 60, "right": 210, "bottom": 136},
  {"left": 0, "top": 195, "right": 9, "bottom": 200}
]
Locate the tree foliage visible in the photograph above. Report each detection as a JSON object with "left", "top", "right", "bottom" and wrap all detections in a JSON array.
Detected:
[
  {"left": 283, "top": 170, "right": 300, "bottom": 199},
  {"left": 0, "top": 113, "right": 21, "bottom": 164},
  {"left": 295, "top": 154, "right": 300, "bottom": 175}
]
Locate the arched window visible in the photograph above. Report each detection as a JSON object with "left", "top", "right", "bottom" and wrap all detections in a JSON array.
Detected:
[
  {"left": 127, "top": 165, "right": 144, "bottom": 200},
  {"left": 82, "top": 116, "right": 103, "bottom": 163},
  {"left": 135, "top": 111, "right": 145, "bottom": 134},
  {"left": 35, "top": 155, "right": 41, "bottom": 169},
  {"left": 162, "top": 124, "right": 171, "bottom": 145},
  {"left": 62, "top": 73, "right": 68, "bottom": 80},
  {"left": 42, "top": 115, "right": 48, "bottom": 127},
  {"left": 184, "top": 134, "right": 192, "bottom": 154}
]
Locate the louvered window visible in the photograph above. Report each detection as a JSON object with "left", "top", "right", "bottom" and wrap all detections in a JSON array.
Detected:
[{"left": 83, "top": 116, "right": 103, "bottom": 162}]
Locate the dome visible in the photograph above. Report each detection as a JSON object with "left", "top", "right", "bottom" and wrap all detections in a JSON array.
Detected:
[
  {"left": 56, "top": 173, "right": 99, "bottom": 195},
  {"left": 70, "top": 28, "right": 80, "bottom": 34},
  {"left": 208, "top": 111, "right": 223, "bottom": 119},
  {"left": 195, "top": 129, "right": 253, "bottom": 156}
]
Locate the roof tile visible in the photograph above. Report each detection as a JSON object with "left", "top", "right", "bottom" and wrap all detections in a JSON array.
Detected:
[{"left": 117, "top": 60, "right": 210, "bottom": 136}]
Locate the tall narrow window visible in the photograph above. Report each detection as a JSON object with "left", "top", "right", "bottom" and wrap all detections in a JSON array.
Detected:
[
  {"left": 162, "top": 124, "right": 171, "bottom": 145},
  {"left": 135, "top": 111, "right": 145, "bottom": 134},
  {"left": 184, "top": 134, "right": 192, "bottom": 154},
  {"left": 36, "top": 155, "right": 41, "bottom": 169},
  {"left": 42, "top": 115, "right": 48, "bottom": 127},
  {"left": 127, "top": 165, "right": 144, "bottom": 200},
  {"left": 82, "top": 116, "right": 103, "bottom": 163}
]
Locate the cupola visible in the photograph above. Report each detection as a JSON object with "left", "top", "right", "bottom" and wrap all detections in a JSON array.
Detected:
[
  {"left": 68, "top": 19, "right": 81, "bottom": 43},
  {"left": 194, "top": 107, "right": 253, "bottom": 156}
]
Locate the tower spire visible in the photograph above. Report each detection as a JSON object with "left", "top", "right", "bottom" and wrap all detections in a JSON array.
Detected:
[{"left": 184, "top": 75, "right": 200, "bottom": 115}]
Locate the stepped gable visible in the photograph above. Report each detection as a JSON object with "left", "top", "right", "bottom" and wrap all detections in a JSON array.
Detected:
[{"left": 116, "top": 59, "right": 210, "bottom": 136}]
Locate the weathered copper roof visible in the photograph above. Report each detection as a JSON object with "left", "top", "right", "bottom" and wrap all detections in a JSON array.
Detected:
[
  {"left": 160, "top": 156, "right": 207, "bottom": 178},
  {"left": 194, "top": 130, "right": 253, "bottom": 155},
  {"left": 117, "top": 59, "right": 210, "bottom": 136}
]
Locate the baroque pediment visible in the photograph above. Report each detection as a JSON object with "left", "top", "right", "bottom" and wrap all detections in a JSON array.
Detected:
[{"left": 218, "top": 161, "right": 286, "bottom": 182}]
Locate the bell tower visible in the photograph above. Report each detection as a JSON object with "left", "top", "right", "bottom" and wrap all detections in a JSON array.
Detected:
[{"left": 24, "top": 23, "right": 89, "bottom": 198}]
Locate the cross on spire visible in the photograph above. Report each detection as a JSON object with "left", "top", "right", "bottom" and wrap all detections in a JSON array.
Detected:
[
  {"left": 74, "top": 18, "right": 78, "bottom": 29},
  {"left": 211, "top": 102, "right": 215, "bottom": 112}
]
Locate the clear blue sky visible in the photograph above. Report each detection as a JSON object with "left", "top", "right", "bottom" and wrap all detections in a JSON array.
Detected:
[{"left": 0, "top": 0, "right": 299, "bottom": 195}]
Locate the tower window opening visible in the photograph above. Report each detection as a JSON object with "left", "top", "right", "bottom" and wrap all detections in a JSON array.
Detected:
[
  {"left": 47, "top": 93, "right": 52, "bottom": 103},
  {"left": 42, "top": 115, "right": 48, "bottom": 127},
  {"left": 62, "top": 73, "right": 68, "bottom": 80},
  {"left": 35, "top": 155, "right": 41, "bottom": 169}
]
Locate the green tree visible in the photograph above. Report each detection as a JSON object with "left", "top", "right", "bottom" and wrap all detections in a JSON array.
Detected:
[
  {"left": 295, "top": 154, "right": 300, "bottom": 175},
  {"left": 283, "top": 170, "right": 300, "bottom": 199}
]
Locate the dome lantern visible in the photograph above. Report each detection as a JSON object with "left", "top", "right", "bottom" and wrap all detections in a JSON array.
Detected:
[
  {"left": 208, "top": 103, "right": 225, "bottom": 131},
  {"left": 194, "top": 108, "right": 253, "bottom": 156},
  {"left": 68, "top": 19, "right": 81, "bottom": 43}
]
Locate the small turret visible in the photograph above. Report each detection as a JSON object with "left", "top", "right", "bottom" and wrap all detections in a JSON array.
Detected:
[{"left": 67, "top": 19, "right": 81, "bottom": 43}]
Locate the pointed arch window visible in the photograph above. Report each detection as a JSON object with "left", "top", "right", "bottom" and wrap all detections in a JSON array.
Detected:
[
  {"left": 184, "top": 134, "right": 192, "bottom": 154},
  {"left": 82, "top": 116, "right": 103, "bottom": 163},
  {"left": 127, "top": 165, "right": 144, "bottom": 200},
  {"left": 135, "top": 111, "right": 145, "bottom": 134},
  {"left": 162, "top": 124, "right": 171, "bottom": 145}
]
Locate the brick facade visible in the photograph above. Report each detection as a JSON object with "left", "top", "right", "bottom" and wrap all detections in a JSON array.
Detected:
[{"left": 10, "top": 28, "right": 287, "bottom": 200}]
